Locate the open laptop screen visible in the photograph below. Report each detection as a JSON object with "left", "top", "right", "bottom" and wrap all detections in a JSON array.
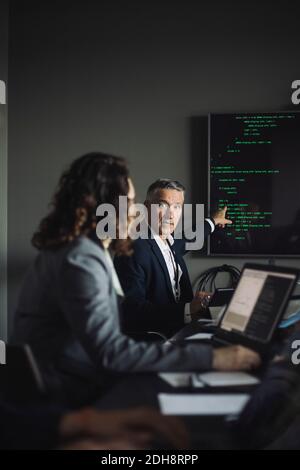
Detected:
[{"left": 220, "top": 266, "right": 297, "bottom": 343}]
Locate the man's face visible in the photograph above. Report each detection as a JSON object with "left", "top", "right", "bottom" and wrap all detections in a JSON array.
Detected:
[{"left": 148, "top": 188, "right": 184, "bottom": 237}]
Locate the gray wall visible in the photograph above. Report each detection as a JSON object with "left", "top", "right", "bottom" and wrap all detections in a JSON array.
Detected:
[
  {"left": 8, "top": 0, "right": 300, "bottom": 334},
  {"left": 0, "top": 0, "right": 8, "bottom": 341}
]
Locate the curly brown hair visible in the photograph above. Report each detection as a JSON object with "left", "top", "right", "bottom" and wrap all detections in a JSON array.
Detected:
[{"left": 32, "top": 152, "right": 133, "bottom": 255}]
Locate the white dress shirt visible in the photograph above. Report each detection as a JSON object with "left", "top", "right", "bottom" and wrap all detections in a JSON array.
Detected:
[
  {"left": 152, "top": 231, "right": 183, "bottom": 298},
  {"left": 152, "top": 219, "right": 215, "bottom": 323}
]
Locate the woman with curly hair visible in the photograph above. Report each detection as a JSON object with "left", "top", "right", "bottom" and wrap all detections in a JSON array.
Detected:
[{"left": 12, "top": 152, "right": 260, "bottom": 405}]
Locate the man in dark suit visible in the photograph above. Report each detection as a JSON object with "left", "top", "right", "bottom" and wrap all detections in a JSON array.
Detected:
[{"left": 114, "top": 179, "right": 232, "bottom": 338}]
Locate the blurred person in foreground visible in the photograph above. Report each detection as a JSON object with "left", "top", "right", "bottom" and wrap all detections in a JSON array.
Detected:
[{"left": 0, "top": 402, "right": 188, "bottom": 450}]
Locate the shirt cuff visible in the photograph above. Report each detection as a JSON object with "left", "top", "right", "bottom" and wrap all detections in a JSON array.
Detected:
[
  {"left": 184, "top": 303, "right": 192, "bottom": 324},
  {"left": 205, "top": 218, "right": 215, "bottom": 233}
]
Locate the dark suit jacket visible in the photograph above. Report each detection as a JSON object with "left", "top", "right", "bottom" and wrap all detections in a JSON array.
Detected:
[{"left": 114, "top": 221, "right": 213, "bottom": 337}]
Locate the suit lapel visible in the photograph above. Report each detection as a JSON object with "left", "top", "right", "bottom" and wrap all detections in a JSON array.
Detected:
[{"left": 146, "top": 237, "right": 175, "bottom": 301}]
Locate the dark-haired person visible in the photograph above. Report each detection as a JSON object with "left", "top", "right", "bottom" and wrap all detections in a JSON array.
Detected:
[
  {"left": 12, "top": 153, "right": 260, "bottom": 404},
  {"left": 114, "top": 179, "right": 231, "bottom": 338}
]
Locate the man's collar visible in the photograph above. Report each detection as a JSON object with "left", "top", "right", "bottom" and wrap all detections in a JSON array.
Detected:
[{"left": 149, "top": 225, "right": 174, "bottom": 249}]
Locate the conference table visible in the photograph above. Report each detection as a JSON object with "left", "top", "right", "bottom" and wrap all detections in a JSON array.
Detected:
[{"left": 95, "top": 319, "right": 261, "bottom": 449}]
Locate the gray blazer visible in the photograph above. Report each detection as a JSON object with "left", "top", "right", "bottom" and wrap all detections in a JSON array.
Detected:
[{"left": 12, "top": 236, "right": 212, "bottom": 395}]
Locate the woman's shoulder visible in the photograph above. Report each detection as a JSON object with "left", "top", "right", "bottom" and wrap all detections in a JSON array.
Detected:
[{"left": 56, "top": 236, "right": 109, "bottom": 272}]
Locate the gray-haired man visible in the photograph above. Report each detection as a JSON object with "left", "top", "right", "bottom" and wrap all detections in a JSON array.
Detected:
[{"left": 114, "top": 178, "right": 232, "bottom": 338}]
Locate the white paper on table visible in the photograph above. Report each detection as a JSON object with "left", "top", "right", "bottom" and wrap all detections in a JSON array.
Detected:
[
  {"left": 185, "top": 332, "right": 213, "bottom": 341},
  {"left": 158, "top": 393, "right": 250, "bottom": 416},
  {"left": 158, "top": 373, "right": 197, "bottom": 387},
  {"left": 193, "top": 372, "right": 260, "bottom": 387}
]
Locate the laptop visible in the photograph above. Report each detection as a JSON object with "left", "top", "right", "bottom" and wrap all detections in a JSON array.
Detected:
[{"left": 212, "top": 263, "right": 299, "bottom": 353}]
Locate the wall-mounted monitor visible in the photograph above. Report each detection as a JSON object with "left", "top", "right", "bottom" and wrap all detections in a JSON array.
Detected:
[{"left": 208, "top": 111, "right": 300, "bottom": 256}]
